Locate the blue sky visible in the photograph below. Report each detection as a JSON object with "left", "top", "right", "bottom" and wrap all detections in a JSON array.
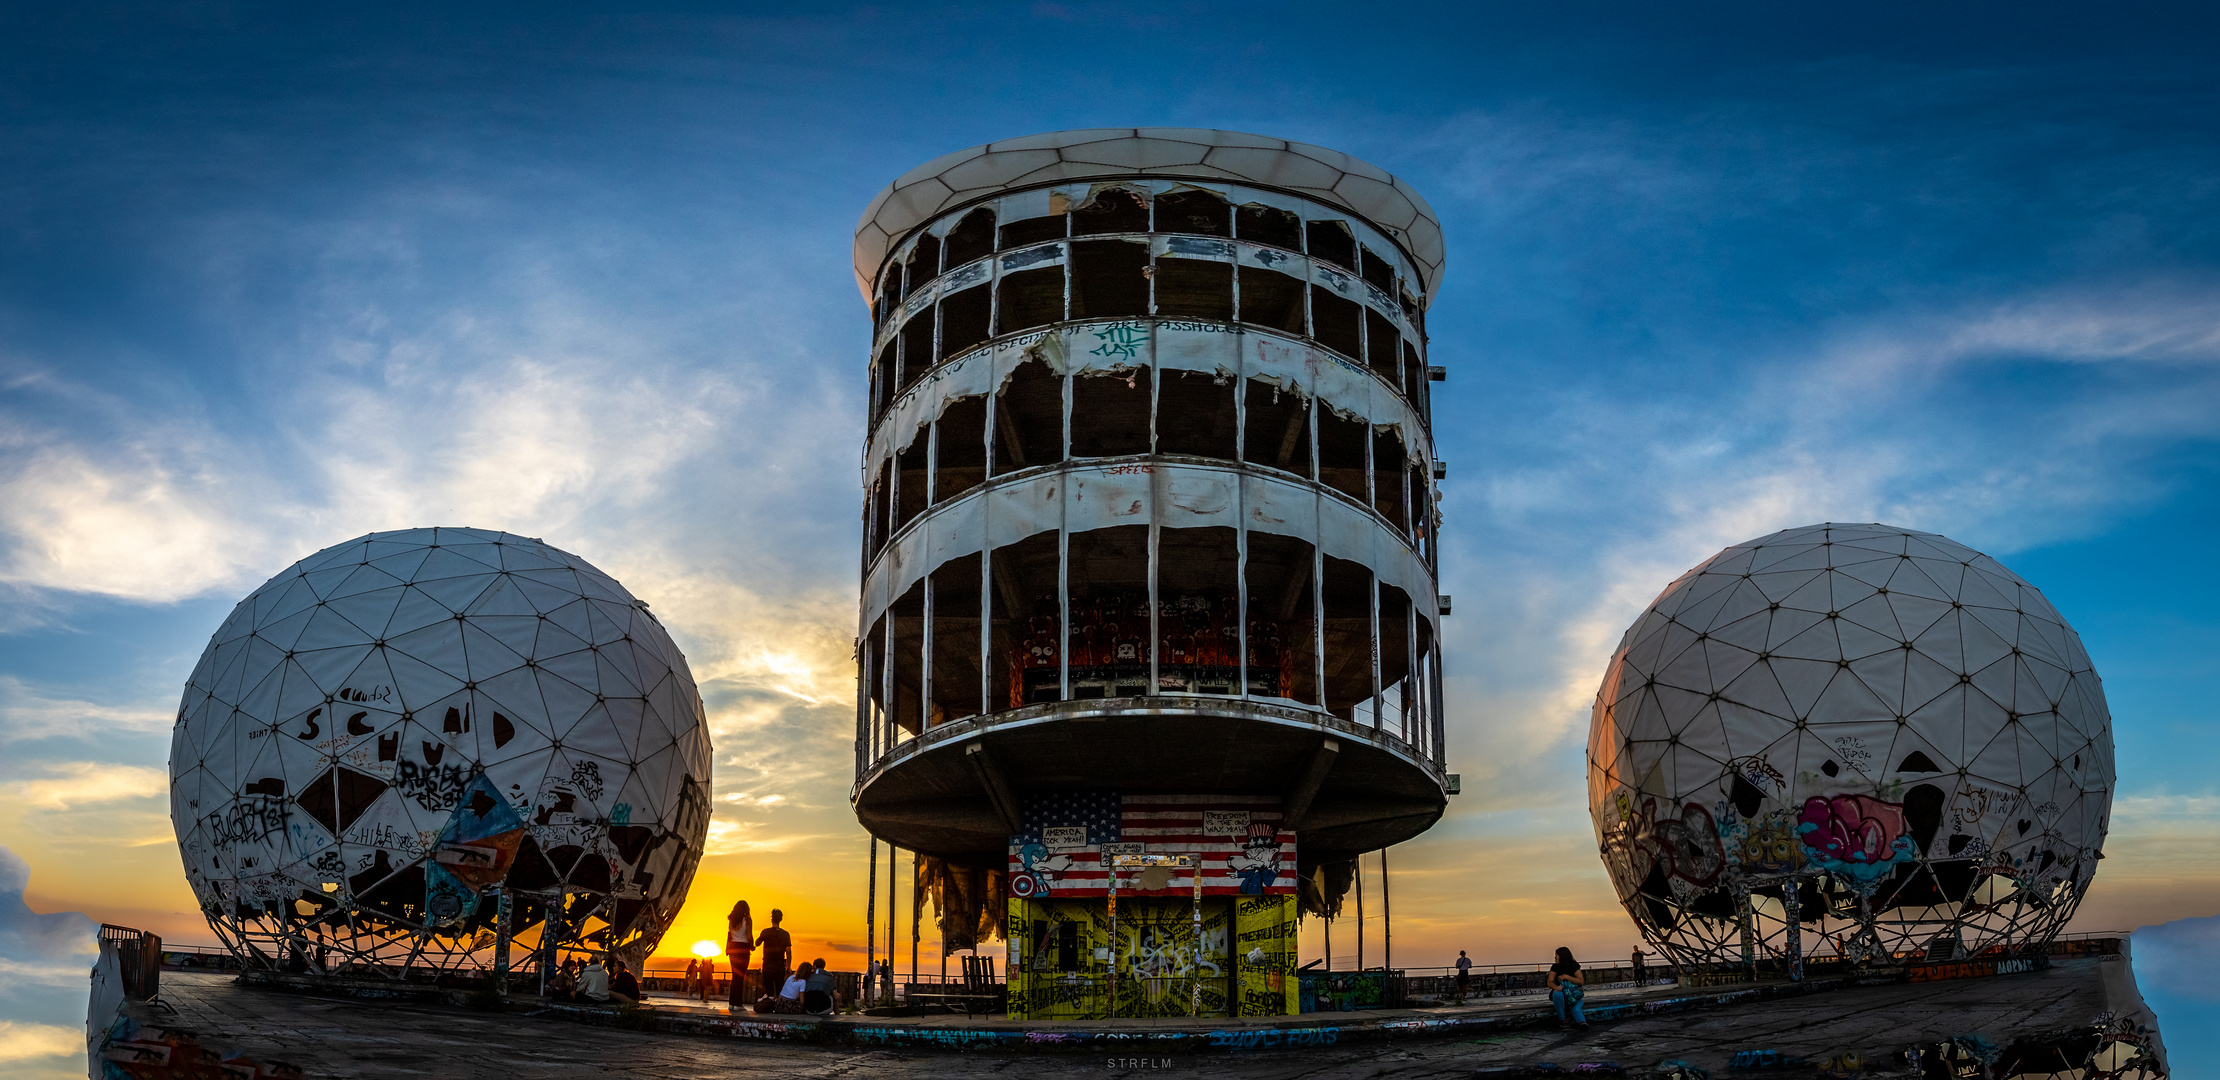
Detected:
[{"left": 3, "top": 2, "right": 2219, "bottom": 1073}]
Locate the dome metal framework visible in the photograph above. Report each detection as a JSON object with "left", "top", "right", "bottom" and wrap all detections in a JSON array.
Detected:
[
  {"left": 168, "top": 528, "right": 712, "bottom": 978},
  {"left": 1587, "top": 523, "right": 2113, "bottom": 972}
]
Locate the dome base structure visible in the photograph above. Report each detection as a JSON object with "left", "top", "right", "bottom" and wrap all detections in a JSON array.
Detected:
[{"left": 1587, "top": 524, "right": 2114, "bottom": 976}]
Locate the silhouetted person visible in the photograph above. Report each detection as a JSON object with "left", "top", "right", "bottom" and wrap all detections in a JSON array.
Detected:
[
  {"left": 804, "top": 956, "right": 835, "bottom": 1014},
  {"left": 610, "top": 959, "right": 640, "bottom": 1004},
  {"left": 755, "top": 908, "right": 792, "bottom": 1007},
  {"left": 725, "top": 900, "right": 755, "bottom": 1010}
]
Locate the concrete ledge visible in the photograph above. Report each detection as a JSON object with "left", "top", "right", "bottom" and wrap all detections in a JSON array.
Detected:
[{"left": 240, "top": 966, "right": 1933, "bottom": 1053}]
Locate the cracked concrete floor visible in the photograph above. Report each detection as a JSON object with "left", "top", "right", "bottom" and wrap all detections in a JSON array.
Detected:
[{"left": 137, "top": 960, "right": 2119, "bottom": 1078}]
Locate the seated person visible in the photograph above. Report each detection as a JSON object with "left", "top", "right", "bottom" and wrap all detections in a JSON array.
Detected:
[
  {"left": 578, "top": 958, "right": 612, "bottom": 1005},
  {"left": 802, "top": 958, "right": 835, "bottom": 1015},
  {"left": 546, "top": 959, "right": 579, "bottom": 1001},
  {"left": 610, "top": 959, "right": 641, "bottom": 1005},
  {"left": 755, "top": 960, "right": 813, "bottom": 1015}
]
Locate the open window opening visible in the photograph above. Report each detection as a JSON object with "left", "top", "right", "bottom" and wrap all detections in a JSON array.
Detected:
[
  {"left": 1156, "top": 527, "right": 1242, "bottom": 696},
  {"left": 999, "top": 206, "right": 1067, "bottom": 249},
  {"left": 1070, "top": 366, "right": 1151, "bottom": 457},
  {"left": 1244, "top": 532, "right": 1319, "bottom": 706},
  {"left": 1319, "top": 556, "right": 1375, "bottom": 723},
  {"left": 867, "top": 462, "right": 891, "bottom": 559},
  {"left": 928, "top": 554, "right": 984, "bottom": 726},
  {"left": 1407, "top": 461, "right": 1431, "bottom": 550},
  {"left": 1364, "top": 309, "right": 1400, "bottom": 383},
  {"left": 939, "top": 284, "right": 991, "bottom": 360},
  {"left": 1066, "top": 525, "right": 1151, "bottom": 699},
  {"left": 871, "top": 341, "right": 895, "bottom": 422},
  {"left": 1070, "top": 239, "right": 1149, "bottom": 319},
  {"left": 1152, "top": 253, "right": 1233, "bottom": 321},
  {"left": 1372, "top": 426, "right": 1409, "bottom": 531},
  {"left": 877, "top": 270, "right": 901, "bottom": 331},
  {"left": 905, "top": 236, "right": 942, "bottom": 294},
  {"left": 1309, "top": 286, "right": 1362, "bottom": 361},
  {"left": 860, "top": 619, "right": 885, "bottom": 757},
  {"left": 992, "top": 358, "right": 1064, "bottom": 475},
  {"left": 887, "top": 579, "right": 925, "bottom": 737},
  {"left": 1401, "top": 340, "right": 1424, "bottom": 406},
  {"left": 1237, "top": 267, "right": 1306, "bottom": 336},
  {"left": 1377, "top": 584, "right": 1414, "bottom": 738},
  {"left": 997, "top": 263, "right": 1064, "bottom": 336},
  {"left": 1155, "top": 189, "right": 1231, "bottom": 236},
  {"left": 1072, "top": 187, "right": 1149, "bottom": 235},
  {"left": 990, "top": 531, "right": 1061, "bottom": 709},
  {"left": 899, "top": 311, "right": 935, "bottom": 392},
  {"left": 1235, "top": 203, "right": 1302, "bottom": 250},
  {"left": 1156, "top": 370, "right": 1236, "bottom": 461},
  {"left": 1304, "top": 220, "right": 1356, "bottom": 272},
  {"left": 1242, "top": 379, "right": 1311, "bottom": 476},
  {"left": 894, "top": 423, "right": 929, "bottom": 533},
  {"left": 934, "top": 396, "right": 988, "bottom": 505},
  {"left": 1317, "top": 406, "right": 1369, "bottom": 505},
  {"left": 1357, "top": 244, "right": 1396, "bottom": 294},
  {"left": 1411, "top": 604, "right": 1435, "bottom": 746},
  {"left": 944, "top": 207, "right": 997, "bottom": 268}
]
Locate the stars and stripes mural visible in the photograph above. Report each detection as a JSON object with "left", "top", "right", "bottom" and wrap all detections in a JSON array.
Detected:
[{"left": 1008, "top": 791, "right": 1296, "bottom": 897}]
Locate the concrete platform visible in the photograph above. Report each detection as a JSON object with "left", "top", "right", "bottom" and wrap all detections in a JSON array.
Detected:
[{"left": 115, "top": 953, "right": 2166, "bottom": 1078}]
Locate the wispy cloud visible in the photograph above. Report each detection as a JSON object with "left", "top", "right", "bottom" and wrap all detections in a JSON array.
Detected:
[
  {"left": 0, "top": 678, "right": 172, "bottom": 745},
  {"left": 0, "top": 761, "right": 165, "bottom": 810},
  {"left": 0, "top": 1021, "right": 79, "bottom": 1063}
]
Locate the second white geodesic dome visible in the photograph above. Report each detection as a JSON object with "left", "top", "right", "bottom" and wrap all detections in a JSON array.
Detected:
[{"left": 1587, "top": 523, "right": 2113, "bottom": 967}]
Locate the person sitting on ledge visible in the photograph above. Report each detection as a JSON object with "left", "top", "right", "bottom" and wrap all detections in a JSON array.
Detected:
[
  {"left": 803, "top": 957, "right": 835, "bottom": 1015},
  {"left": 1548, "top": 946, "right": 1588, "bottom": 1031},
  {"left": 579, "top": 957, "right": 612, "bottom": 1005},
  {"left": 754, "top": 960, "right": 813, "bottom": 1015},
  {"left": 546, "top": 958, "right": 579, "bottom": 1001},
  {"left": 610, "top": 959, "right": 641, "bottom": 1005}
]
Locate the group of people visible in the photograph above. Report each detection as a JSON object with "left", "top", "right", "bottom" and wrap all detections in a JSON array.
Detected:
[
  {"left": 535, "top": 899, "right": 831, "bottom": 1014},
  {"left": 544, "top": 955, "right": 642, "bottom": 1006},
  {"left": 725, "top": 900, "right": 835, "bottom": 1015}
]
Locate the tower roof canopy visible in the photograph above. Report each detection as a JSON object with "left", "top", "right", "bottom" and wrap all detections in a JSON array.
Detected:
[{"left": 853, "top": 128, "right": 1445, "bottom": 305}]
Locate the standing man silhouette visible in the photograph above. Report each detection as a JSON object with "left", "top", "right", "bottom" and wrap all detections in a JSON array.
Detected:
[{"left": 755, "top": 908, "right": 793, "bottom": 1010}]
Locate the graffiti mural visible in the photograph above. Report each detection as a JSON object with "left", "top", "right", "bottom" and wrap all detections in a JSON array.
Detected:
[
  {"left": 1796, "top": 794, "right": 1918, "bottom": 889},
  {"left": 1004, "top": 893, "right": 1296, "bottom": 1021},
  {"left": 1005, "top": 792, "right": 1297, "bottom": 898}
]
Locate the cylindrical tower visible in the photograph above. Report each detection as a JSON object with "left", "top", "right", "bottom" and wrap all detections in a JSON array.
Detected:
[{"left": 851, "top": 129, "right": 1450, "bottom": 1019}]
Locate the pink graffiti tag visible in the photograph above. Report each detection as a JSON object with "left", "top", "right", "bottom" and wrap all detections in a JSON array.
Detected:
[{"left": 1796, "top": 794, "right": 1917, "bottom": 887}]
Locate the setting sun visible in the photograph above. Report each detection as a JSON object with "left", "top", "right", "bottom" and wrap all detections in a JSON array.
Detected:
[{"left": 690, "top": 940, "right": 720, "bottom": 958}]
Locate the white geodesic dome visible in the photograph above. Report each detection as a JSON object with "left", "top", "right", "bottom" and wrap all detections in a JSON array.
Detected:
[
  {"left": 1586, "top": 523, "right": 2113, "bottom": 968},
  {"left": 168, "top": 527, "right": 712, "bottom": 974}
]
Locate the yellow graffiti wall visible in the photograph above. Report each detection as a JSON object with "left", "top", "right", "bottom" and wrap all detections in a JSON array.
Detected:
[{"left": 1004, "top": 894, "right": 1302, "bottom": 1019}]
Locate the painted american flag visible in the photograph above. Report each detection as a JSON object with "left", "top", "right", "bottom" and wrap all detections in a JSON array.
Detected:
[{"left": 1008, "top": 791, "right": 1297, "bottom": 897}]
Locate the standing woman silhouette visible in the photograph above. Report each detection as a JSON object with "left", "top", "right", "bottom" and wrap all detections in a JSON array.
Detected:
[{"left": 725, "top": 900, "right": 756, "bottom": 1010}]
